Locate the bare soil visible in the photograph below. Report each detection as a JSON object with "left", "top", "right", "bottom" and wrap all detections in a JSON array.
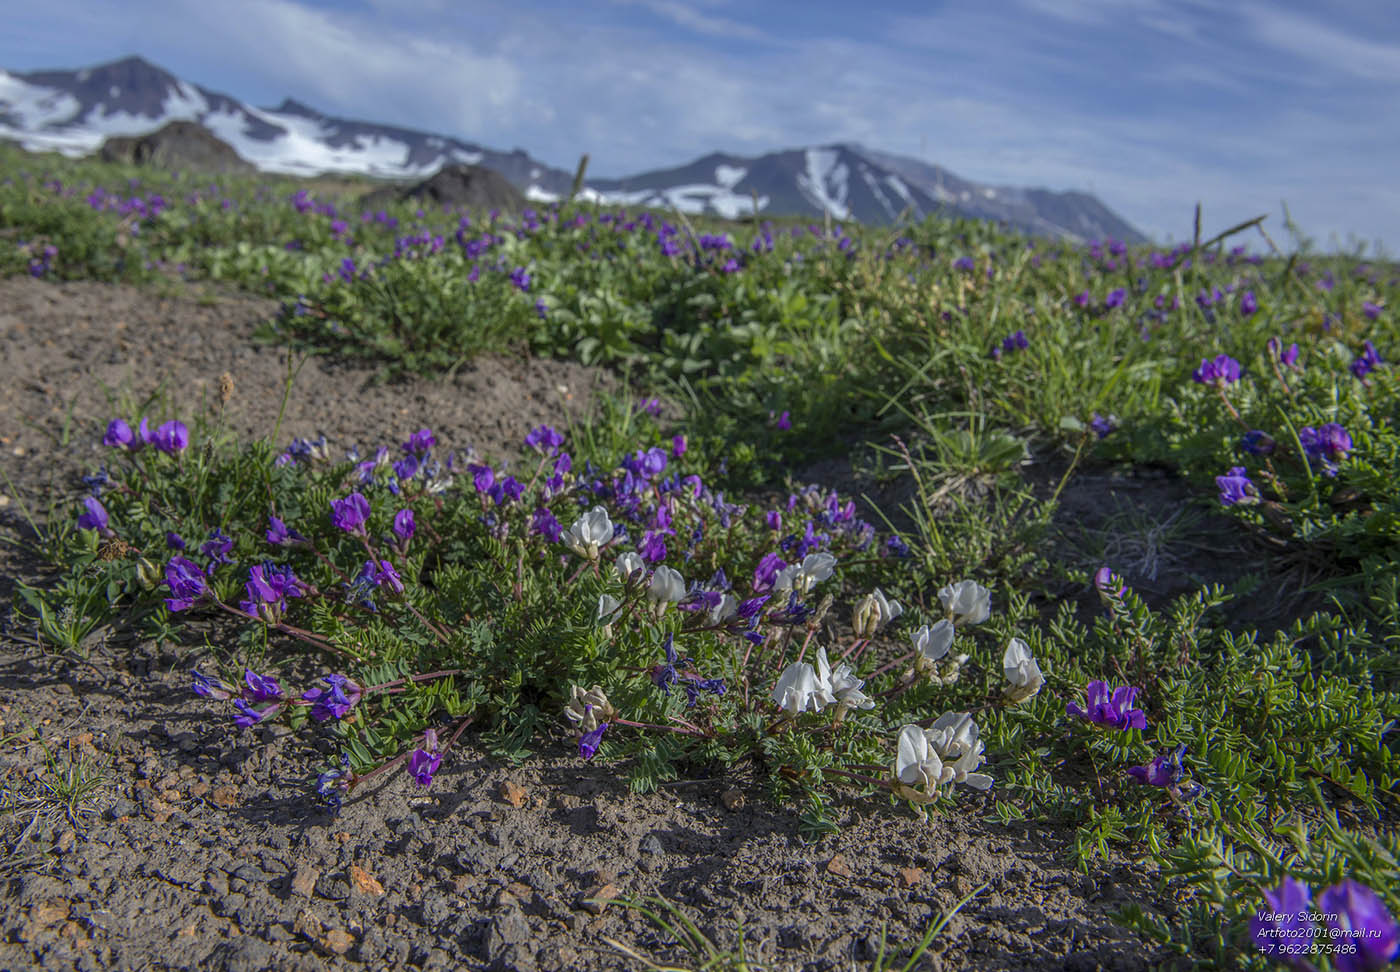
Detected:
[{"left": 0, "top": 276, "right": 1184, "bottom": 971}]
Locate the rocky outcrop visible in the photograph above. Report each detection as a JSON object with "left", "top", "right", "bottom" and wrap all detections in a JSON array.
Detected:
[{"left": 98, "top": 121, "right": 253, "bottom": 174}]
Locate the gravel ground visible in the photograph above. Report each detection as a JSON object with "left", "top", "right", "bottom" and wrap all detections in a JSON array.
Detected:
[{"left": 0, "top": 275, "right": 1180, "bottom": 971}]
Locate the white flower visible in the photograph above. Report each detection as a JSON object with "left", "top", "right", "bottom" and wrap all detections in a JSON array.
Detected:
[
  {"left": 563, "top": 685, "right": 616, "bottom": 732},
  {"left": 772, "top": 661, "right": 825, "bottom": 714},
  {"left": 708, "top": 593, "right": 738, "bottom": 625},
  {"left": 791, "top": 552, "right": 837, "bottom": 594},
  {"left": 1002, "top": 637, "right": 1044, "bottom": 703},
  {"left": 647, "top": 565, "right": 686, "bottom": 606},
  {"left": 852, "top": 588, "right": 903, "bottom": 638},
  {"left": 564, "top": 506, "right": 613, "bottom": 561},
  {"left": 894, "top": 724, "right": 953, "bottom": 788},
  {"left": 911, "top": 621, "right": 954, "bottom": 673},
  {"left": 596, "top": 593, "right": 623, "bottom": 625},
  {"left": 614, "top": 551, "right": 645, "bottom": 585},
  {"left": 817, "top": 647, "right": 873, "bottom": 713},
  {"left": 893, "top": 714, "right": 994, "bottom": 795},
  {"left": 938, "top": 579, "right": 991, "bottom": 625},
  {"left": 925, "top": 712, "right": 993, "bottom": 790}
]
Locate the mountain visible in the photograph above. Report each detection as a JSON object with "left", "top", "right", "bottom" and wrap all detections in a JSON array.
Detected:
[{"left": 0, "top": 55, "right": 1146, "bottom": 242}]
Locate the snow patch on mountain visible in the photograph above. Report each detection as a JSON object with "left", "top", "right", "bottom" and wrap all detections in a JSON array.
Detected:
[
  {"left": 796, "top": 148, "right": 850, "bottom": 220},
  {"left": 715, "top": 164, "right": 746, "bottom": 189},
  {"left": 0, "top": 71, "right": 80, "bottom": 129}
]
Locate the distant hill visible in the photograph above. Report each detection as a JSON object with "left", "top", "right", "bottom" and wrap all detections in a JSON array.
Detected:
[{"left": 0, "top": 55, "right": 1147, "bottom": 242}]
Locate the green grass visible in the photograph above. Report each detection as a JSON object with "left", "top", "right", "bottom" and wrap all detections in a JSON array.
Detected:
[{"left": 3, "top": 144, "right": 1398, "bottom": 969}]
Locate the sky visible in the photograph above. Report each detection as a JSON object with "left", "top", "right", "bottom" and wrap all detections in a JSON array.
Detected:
[{"left": 2, "top": 0, "right": 1397, "bottom": 251}]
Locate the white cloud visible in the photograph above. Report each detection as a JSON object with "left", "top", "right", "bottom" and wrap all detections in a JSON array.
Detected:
[
  {"left": 1244, "top": 5, "right": 1400, "bottom": 83},
  {"left": 610, "top": 0, "right": 764, "bottom": 40}
]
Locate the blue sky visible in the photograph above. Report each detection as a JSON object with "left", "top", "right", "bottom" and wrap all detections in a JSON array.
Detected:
[{"left": 3, "top": 0, "right": 1397, "bottom": 250}]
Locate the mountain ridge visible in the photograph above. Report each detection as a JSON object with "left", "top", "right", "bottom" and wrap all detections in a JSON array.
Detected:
[{"left": 0, "top": 55, "right": 1147, "bottom": 242}]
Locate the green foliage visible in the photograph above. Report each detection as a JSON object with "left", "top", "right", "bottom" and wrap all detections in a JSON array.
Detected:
[{"left": 6, "top": 145, "right": 1400, "bottom": 964}]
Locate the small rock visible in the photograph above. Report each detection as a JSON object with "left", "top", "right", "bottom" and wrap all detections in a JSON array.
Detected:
[
  {"left": 486, "top": 907, "right": 531, "bottom": 952},
  {"left": 578, "top": 882, "right": 619, "bottom": 915},
  {"left": 107, "top": 799, "right": 136, "bottom": 820},
  {"left": 291, "top": 865, "right": 319, "bottom": 899},
  {"left": 720, "top": 788, "right": 745, "bottom": 811},
  {"left": 210, "top": 785, "right": 239, "bottom": 809},
  {"left": 322, "top": 928, "right": 355, "bottom": 956},
  {"left": 499, "top": 780, "right": 527, "bottom": 808},
  {"left": 826, "top": 855, "right": 854, "bottom": 879},
  {"left": 55, "top": 830, "right": 75, "bottom": 853},
  {"left": 349, "top": 864, "right": 384, "bottom": 896},
  {"left": 639, "top": 833, "right": 664, "bottom": 855},
  {"left": 899, "top": 867, "right": 925, "bottom": 889}
]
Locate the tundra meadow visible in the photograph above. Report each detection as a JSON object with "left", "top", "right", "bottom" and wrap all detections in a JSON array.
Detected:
[{"left": 2, "top": 141, "right": 1399, "bottom": 970}]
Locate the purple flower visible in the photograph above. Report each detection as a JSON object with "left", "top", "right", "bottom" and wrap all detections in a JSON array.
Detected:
[
  {"left": 1090, "top": 413, "right": 1117, "bottom": 439},
  {"left": 776, "top": 411, "right": 791, "bottom": 431},
  {"left": 1250, "top": 878, "right": 1315, "bottom": 962},
  {"left": 509, "top": 266, "right": 531, "bottom": 292},
  {"left": 524, "top": 425, "right": 564, "bottom": 455},
  {"left": 1240, "top": 430, "right": 1276, "bottom": 456},
  {"left": 578, "top": 721, "right": 608, "bottom": 761},
  {"left": 266, "top": 515, "right": 303, "bottom": 546},
  {"left": 1279, "top": 343, "right": 1300, "bottom": 368},
  {"left": 1104, "top": 289, "right": 1125, "bottom": 309},
  {"left": 1216, "top": 466, "right": 1259, "bottom": 506},
  {"left": 1351, "top": 341, "right": 1383, "bottom": 379},
  {"left": 672, "top": 434, "right": 687, "bottom": 458},
  {"left": 1239, "top": 290, "right": 1257, "bottom": 316},
  {"left": 1066, "top": 680, "right": 1147, "bottom": 731},
  {"left": 636, "top": 398, "right": 663, "bottom": 418},
  {"left": 1192, "top": 354, "right": 1242, "bottom": 385},
  {"left": 1298, "top": 424, "right": 1352, "bottom": 475},
  {"left": 468, "top": 464, "right": 495, "bottom": 494},
  {"left": 1093, "top": 566, "right": 1127, "bottom": 600},
  {"left": 166, "top": 532, "right": 185, "bottom": 550},
  {"left": 77, "top": 496, "right": 111, "bottom": 535},
  {"left": 103, "top": 419, "right": 134, "bottom": 448},
  {"left": 1073, "top": 291, "right": 1090, "bottom": 308},
  {"left": 164, "top": 556, "right": 208, "bottom": 611},
  {"left": 490, "top": 475, "right": 524, "bottom": 506},
  {"left": 1127, "top": 744, "right": 1187, "bottom": 786},
  {"left": 359, "top": 559, "right": 404, "bottom": 594},
  {"left": 201, "top": 528, "right": 234, "bottom": 570},
  {"left": 765, "top": 510, "right": 782, "bottom": 531},
  {"left": 753, "top": 552, "right": 788, "bottom": 594},
  {"left": 152, "top": 420, "right": 189, "bottom": 455},
  {"left": 330, "top": 492, "right": 371, "bottom": 535},
  {"left": 233, "top": 699, "right": 280, "bottom": 728},
  {"left": 1000, "top": 330, "right": 1029, "bottom": 353},
  {"left": 639, "top": 530, "right": 668, "bottom": 564},
  {"left": 1319, "top": 880, "right": 1400, "bottom": 972},
  {"left": 408, "top": 748, "right": 442, "bottom": 787},
  {"left": 403, "top": 428, "right": 436, "bottom": 455},
  {"left": 530, "top": 507, "right": 562, "bottom": 543},
  {"left": 650, "top": 634, "right": 694, "bottom": 694},
  {"left": 393, "top": 508, "right": 415, "bottom": 542},
  {"left": 242, "top": 669, "right": 284, "bottom": 704},
  {"left": 315, "top": 755, "right": 352, "bottom": 813},
  {"left": 1362, "top": 301, "right": 1383, "bottom": 321},
  {"left": 393, "top": 455, "right": 419, "bottom": 481},
  {"left": 191, "top": 669, "right": 232, "bottom": 700},
  {"left": 302, "top": 674, "right": 362, "bottom": 722}
]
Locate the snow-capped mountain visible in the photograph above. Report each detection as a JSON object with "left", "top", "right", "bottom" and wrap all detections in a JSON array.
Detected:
[{"left": 0, "top": 56, "right": 1146, "bottom": 242}]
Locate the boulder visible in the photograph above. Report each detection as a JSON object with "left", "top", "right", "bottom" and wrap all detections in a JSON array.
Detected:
[
  {"left": 99, "top": 121, "right": 254, "bottom": 174},
  {"left": 357, "top": 164, "right": 526, "bottom": 215}
]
